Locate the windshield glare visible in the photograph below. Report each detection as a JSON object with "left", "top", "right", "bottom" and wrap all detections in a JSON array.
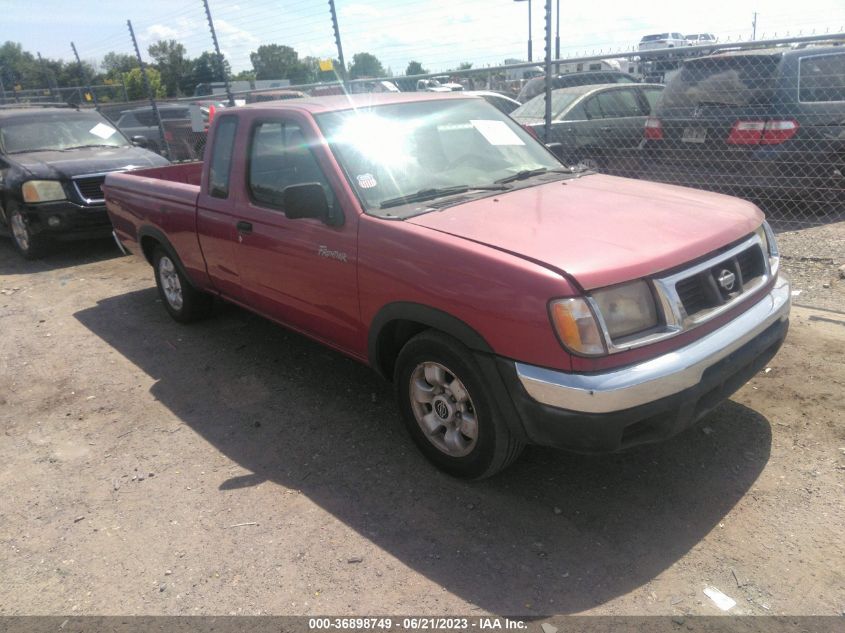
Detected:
[
  {"left": 0, "top": 114, "right": 128, "bottom": 153},
  {"left": 316, "top": 99, "right": 562, "bottom": 216}
]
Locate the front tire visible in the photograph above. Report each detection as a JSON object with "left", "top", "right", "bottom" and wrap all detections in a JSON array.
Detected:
[
  {"left": 8, "top": 203, "right": 48, "bottom": 259},
  {"left": 394, "top": 330, "right": 524, "bottom": 479},
  {"left": 152, "top": 247, "right": 213, "bottom": 323}
]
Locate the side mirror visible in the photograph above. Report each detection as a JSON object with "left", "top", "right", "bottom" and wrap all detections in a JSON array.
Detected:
[
  {"left": 131, "top": 135, "right": 148, "bottom": 148},
  {"left": 282, "top": 182, "right": 341, "bottom": 226},
  {"left": 546, "top": 142, "right": 564, "bottom": 160}
]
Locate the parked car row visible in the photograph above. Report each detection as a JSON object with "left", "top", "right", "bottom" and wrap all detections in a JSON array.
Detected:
[
  {"left": 514, "top": 43, "right": 845, "bottom": 213},
  {"left": 639, "top": 32, "right": 718, "bottom": 51}
]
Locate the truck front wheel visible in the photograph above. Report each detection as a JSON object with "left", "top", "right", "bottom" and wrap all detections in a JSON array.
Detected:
[
  {"left": 394, "top": 330, "right": 524, "bottom": 479},
  {"left": 152, "top": 247, "right": 213, "bottom": 323}
]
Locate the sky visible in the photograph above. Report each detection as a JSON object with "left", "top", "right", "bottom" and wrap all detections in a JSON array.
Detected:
[{"left": 2, "top": 0, "right": 845, "bottom": 75}]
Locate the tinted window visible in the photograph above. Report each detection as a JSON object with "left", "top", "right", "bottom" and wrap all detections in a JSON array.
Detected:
[
  {"left": 799, "top": 53, "right": 845, "bottom": 102},
  {"left": 596, "top": 88, "right": 644, "bottom": 117},
  {"left": 208, "top": 116, "right": 238, "bottom": 199},
  {"left": 248, "top": 120, "right": 332, "bottom": 210},
  {"left": 135, "top": 111, "right": 158, "bottom": 126},
  {"left": 117, "top": 113, "right": 138, "bottom": 127},
  {"left": 662, "top": 55, "right": 780, "bottom": 108},
  {"left": 160, "top": 108, "right": 190, "bottom": 120}
]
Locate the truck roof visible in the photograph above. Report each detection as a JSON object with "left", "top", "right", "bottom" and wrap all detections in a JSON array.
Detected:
[{"left": 239, "top": 91, "right": 477, "bottom": 114}]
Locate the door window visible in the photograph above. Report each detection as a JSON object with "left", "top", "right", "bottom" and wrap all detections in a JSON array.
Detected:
[
  {"left": 595, "top": 89, "right": 644, "bottom": 118},
  {"left": 208, "top": 116, "right": 238, "bottom": 199},
  {"left": 248, "top": 120, "right": 334, "bottom": 211}
]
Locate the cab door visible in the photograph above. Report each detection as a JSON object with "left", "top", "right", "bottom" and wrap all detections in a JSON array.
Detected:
[
  {"left": 230, "top": 113, "right": 362, "bottom": 354},
  {"left": 196, "top": 114, "right": 244, "bottom": 301}
]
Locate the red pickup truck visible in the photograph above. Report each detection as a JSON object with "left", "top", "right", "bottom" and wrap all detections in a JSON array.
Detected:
[{"left": 104, "top": 93, "right": 790, "bottom": 479}]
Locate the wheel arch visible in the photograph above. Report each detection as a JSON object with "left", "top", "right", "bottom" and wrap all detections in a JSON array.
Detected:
[
  {"left": 368, "top": 302, "right": 494, "bottom": 381},
  {"left": 137, "top": 226, "right": 196, "bottom": 288}
]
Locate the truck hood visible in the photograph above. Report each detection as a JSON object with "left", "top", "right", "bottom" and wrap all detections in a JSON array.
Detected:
[
  {"left": 10, "top": 145, "right": 169, "bottom": 180},
  {"left": 406, "top": 174, "right": 764, "bottom": 290}
]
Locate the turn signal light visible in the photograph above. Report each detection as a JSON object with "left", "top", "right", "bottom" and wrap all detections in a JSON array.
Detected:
[{"left": 549, "top": 298, "right": 605, "bottom": 356}]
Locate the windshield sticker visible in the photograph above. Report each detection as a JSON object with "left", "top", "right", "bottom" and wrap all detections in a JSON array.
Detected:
[
  {"left": 89, "top": 123, "right": 117, "bottom": 139},
  {"left": 470, "top": 119, "right": 525, "bottom": 146},
  {"left": 357, "top": 173, "right": 377, "bottom": 189}
]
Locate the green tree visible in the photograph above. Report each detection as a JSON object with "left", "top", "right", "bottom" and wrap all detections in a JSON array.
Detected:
[
  {"left": 232, "top": 69, "right": 256, "bottom": 82},
  {"left": 405, "top": 61, "right": 427, "bottom": 76},
  {"left": 249, "top": 44, "right": 309, "bottom": 82},
  {"left": 0, "top": 41, "right": 39, "bottom": 89},
  {"left": 148, "top": 40, "right": 188, "bottom": 97},
  {"left": 123, "top": 67, "right": 165, "bottom": 100},
  {"left": 348, "top": 52, "right": 384, "bottom": 79},
  {"left": 101, "top": 52, "right": 138, "bottom": 79},
  {"left": 457, "top": 62, "right": 473, "bottom": 70},
  {"left": 185, "top": 51, "right": 232, "bottom": 95}
]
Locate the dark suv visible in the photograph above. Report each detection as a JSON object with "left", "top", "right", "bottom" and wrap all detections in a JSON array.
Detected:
[
  {"left": 517, "top": 71, "right": 639, "bottom": 103},
  {"left": 0, "top": 106, "right": 169, "bottom": 258},
  {"left": 638, "top": 45, "right": 845, "bottom": 211}
]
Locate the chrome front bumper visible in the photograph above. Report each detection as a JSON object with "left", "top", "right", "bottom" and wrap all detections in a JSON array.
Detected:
[{"left": 516, "top": 275, "right": 791, "bottom": 414}]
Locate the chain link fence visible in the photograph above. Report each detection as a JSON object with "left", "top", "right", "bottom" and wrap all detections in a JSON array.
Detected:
[{"left": 84, "top": 33, "right": 844, "bottom": 239}]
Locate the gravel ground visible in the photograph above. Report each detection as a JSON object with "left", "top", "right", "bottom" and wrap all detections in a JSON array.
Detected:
[
  {"left": 775, "top": 218, "right": 845, "bottom": 314},
  {"left": 0, "top": 235, "right": 843, "bottom": 617}
]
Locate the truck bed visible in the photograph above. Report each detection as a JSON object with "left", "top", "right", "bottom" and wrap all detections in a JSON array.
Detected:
[{"left": 104, "top": 162, "right": 209, "bottom": 287}]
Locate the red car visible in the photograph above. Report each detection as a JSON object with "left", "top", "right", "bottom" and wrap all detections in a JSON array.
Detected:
[{"left": 104, "top": 93, "right": 790, "bottom": 479}]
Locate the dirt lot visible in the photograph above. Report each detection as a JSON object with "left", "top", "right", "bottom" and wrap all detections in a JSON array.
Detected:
[{"left": 0, "top": 234, "right": 843, "bottom": 617}]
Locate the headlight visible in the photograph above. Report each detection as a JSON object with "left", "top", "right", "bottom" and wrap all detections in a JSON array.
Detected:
[
  {"left": 22, "top": 180, "right": 66, "bottom": 203},
  {"left": 591, "top": 280, "right": 659, "bottom": 340},
  {"left": 755, "top": 220, "right": 780, "bottom": 276},
  {"left": 549, "top": 297, "right": 606, "bottom": 356}
]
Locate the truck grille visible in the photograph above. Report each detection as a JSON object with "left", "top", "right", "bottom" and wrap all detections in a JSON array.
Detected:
[
  {"left": 674, "top": 243, "right": 767, "bottom": 319},
  {"left": 72, "top": 175, "right": 107, "bottom": 204}
]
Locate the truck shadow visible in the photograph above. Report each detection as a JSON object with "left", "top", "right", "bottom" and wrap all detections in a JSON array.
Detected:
[
  {"left": 75, "top": 288, "right": 772, "bottom": 614},
  {"left": 0, "top": 236, "right": 122, "bottom": 276}
]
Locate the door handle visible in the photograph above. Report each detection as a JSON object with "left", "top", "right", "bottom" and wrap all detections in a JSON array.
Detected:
[{"left": 236, "top": 220, "right": 253, "bottom": 233}]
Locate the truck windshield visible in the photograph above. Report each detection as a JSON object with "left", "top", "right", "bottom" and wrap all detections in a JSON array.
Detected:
[
  {"left": 0, "top": 113, "right": 128, "bottom": 154},
  {"left": 315, "top": 99, "right": 563, "bottom": 217}
]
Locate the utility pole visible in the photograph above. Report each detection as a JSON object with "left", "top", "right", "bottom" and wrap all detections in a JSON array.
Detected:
[
  {"left": 514, "top": 0, "right": 533, "bottom": 62},
  {"left": 328, "top": 0, "right": 348, "bottom": 84},
  {"left": 202, "top": 0, "right": 235, "bottom": 106},
  {"left": 127, "top": 20, "right": 170, "bottom": 158},
  {"left": 70, "top": 42, "right": 98, "bottom": 108},
  {"left": 543, "top": 0, "right": 552, "bottom": 142},
  {"left": 752, "top": 12, "right": 758, "bottom": 40}
]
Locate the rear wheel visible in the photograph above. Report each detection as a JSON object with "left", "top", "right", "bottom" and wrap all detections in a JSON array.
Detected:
[
  {"left": 8, "top": 203, "right": 48, "bottom": 259},
  {"left": 152, "top": 247, "right": 213, "bottom": 323},
  {"left": 394, "top": 330, "right": 524, "bottom": 479}
]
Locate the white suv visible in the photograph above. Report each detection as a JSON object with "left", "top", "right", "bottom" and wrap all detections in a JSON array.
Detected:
[{"left": 638, "top": 33, "right": 687, "bottom": 51}]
